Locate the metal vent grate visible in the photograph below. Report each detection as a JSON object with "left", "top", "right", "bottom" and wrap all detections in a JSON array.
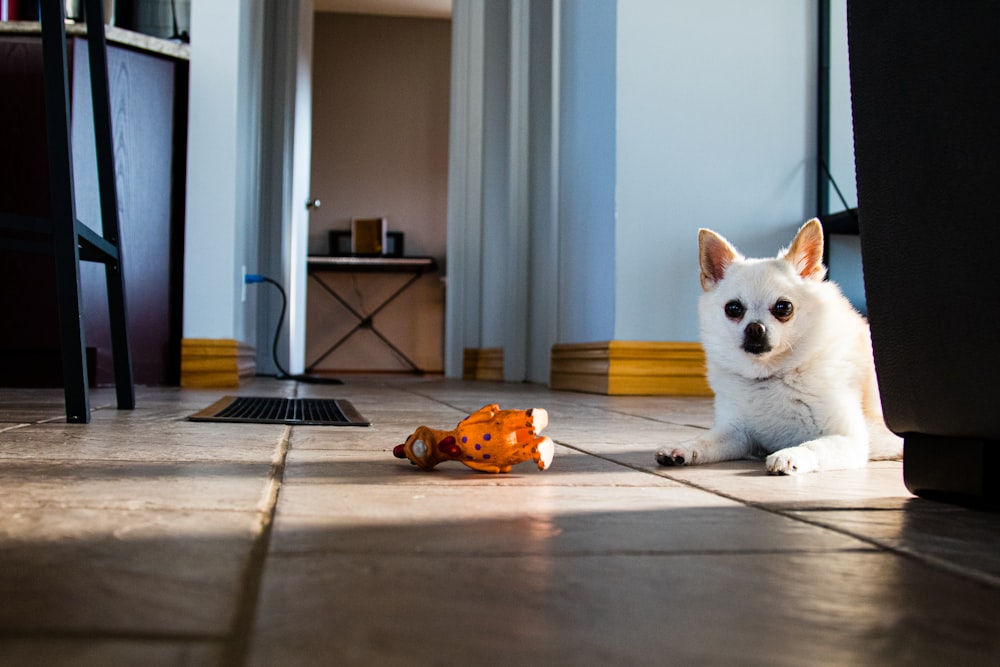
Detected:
[{"left": 189, "top": 396, "right": 370, "bottom": 426}]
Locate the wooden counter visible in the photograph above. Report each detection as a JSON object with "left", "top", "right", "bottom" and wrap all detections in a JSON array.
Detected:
[{"left": 0, "top": 21, "right": 189, "bottom": 60}]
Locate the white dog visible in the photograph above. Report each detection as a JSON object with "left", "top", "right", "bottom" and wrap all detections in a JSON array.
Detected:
[{"left": 655, "top": 219, "right": 902, "bottom": 474}]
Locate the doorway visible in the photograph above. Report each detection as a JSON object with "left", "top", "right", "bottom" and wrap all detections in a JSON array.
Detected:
[{"left": 305, "top": 9, "right": 451, "bottom": 374}]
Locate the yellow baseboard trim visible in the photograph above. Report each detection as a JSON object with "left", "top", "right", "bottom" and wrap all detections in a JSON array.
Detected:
[
  {"left": 181, "top": 338, "right": 256, "bottom": 388},
  {"left": 550, "top": 341, "right": 712, "bottom": 396},
  {"left": 462, "top": 347, "right": 504, "bottom": 381}
]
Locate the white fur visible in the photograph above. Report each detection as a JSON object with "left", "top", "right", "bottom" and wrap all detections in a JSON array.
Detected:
[{"left": 655, "top": 220, "right": 902, "bottom": 474}]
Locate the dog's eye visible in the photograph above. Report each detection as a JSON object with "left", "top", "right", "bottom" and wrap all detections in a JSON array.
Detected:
[
  {"left": 724, "top": 300, "right": 745, "bottom": 320},
  {"left": 771, "top": 299, "right": 794, "bottom": 321}
]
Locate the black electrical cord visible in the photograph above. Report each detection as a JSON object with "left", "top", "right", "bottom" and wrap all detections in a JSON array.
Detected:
[{"left": 247, "top": 274, "right": 343, "bottom": 385}]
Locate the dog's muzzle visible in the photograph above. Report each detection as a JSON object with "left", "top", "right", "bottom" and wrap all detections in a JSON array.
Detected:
[{"left": 742, "top": 321, "right": 772, "bottom": 355}]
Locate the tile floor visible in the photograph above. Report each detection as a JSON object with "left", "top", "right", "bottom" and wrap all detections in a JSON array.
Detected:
[{"left": 1, "top": 376, "right": 1000, "bottom": 666}]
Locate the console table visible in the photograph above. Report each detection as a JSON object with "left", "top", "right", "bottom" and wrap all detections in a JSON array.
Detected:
[{"left": 306, "top": 256, "right": 438, "bottom": 374}]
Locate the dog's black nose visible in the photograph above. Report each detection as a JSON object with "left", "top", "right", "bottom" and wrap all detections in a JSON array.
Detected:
[{"left": 742, "top": 321, "right": 771, "bottom": 355}]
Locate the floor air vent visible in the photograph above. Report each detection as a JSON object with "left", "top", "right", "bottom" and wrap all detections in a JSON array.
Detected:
[{"left": 189, "top": 396, "right": 371, "bottom": 426}]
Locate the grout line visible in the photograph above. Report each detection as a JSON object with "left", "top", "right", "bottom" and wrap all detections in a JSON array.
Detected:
[
  {"left": 396, "top": 384, "right": 711, "bottom": 432},
  {"left": 269, "top": 547, "right": 881, "bottom": 560},
  {"left": 776, "top": 510, "right": 1000, "bottom": 590},
  {"left": 255, "top": 428, "right": 292, "bottom": 514},
  {"left": 0, "top": 423, "right": 31, "bottom": 433},
  {"left": 220, "top": 424, "right": 292, "bottom": 667},
  {"left": 592, "top": 405, "right": 712, "bottom": 431}
]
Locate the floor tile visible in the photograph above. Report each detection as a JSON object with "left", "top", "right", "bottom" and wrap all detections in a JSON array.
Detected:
[
  {"left": 0, "top": 459, "right": 276, "bottom": 512},
  {"left": 792, "top": 499, "right": 1000, "bottom": 583},
  {"left": 643, "top": 459, "right": 914, "bottom": 510},
  {"left": 247, "top": 550, "right": 1000, "bottom": 667},
  {"left": 0, "top": 640, "right": 223, "bottom": 667},
  {"left": 0, "top": 508, "right": 259, "bottom": 635},
  {"left": 269, "top": 486, "right": 869, "bottom": 557},
  {"left": 0, "top": 387, "right": 117, "bottom": 424},
  {"left": 0, "top": 420, "right": 285, "bottom": 463},
  {"left": 0, "top": 378, "right": 998, "bottom": 667}
]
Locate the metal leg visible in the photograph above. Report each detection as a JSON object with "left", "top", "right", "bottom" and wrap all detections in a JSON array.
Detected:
[
  {"left": 40, "top": 0, "right": 90, "bottom": 423},
  {"left": 85, "top": 0, "right": 135, "bottom": 410},
  {"left": 34, "top": 0, "right": 135, "bottom": 421}
]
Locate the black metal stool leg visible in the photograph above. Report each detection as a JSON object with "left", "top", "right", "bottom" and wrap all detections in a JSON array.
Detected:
[
  {"left": 85, "top": 0, "right": 135, "bottom": 410},
  {"left": 40, "top": 0, "right": 90, "bottom": 423}
]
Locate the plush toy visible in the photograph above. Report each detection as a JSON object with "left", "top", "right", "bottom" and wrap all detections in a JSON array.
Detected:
[{"left": 392, "top": 404, "right": 554, "bottom": 473}]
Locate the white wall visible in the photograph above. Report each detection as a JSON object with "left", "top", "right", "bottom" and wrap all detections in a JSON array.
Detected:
[
  {"left": 183, "top": 0, "right": 314, "bottom": 375},
  {"left": 444, "top": 0, "right": 485, "bottom": 377},
  {"left": 556, "top": 0, "right": 617, "bottom": 344},
  {"left": 615, "top": 0, "right": 817, "bottom": 343},
  {"left": 478, "top": 1, "right": 512, "bottom": 350},
  {"left": 445, "top": 0, "right": 559, "bottom": 381},
  {"left": 183, "top": 0, "right": 255, "bottom": 342},
  {"left": 526, "top": 0, "right": 559, "bottom": 381}
]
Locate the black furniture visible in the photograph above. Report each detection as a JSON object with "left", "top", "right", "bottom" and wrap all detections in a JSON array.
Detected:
[
  {"left": 0, "top": 0, "right": 134, "bottom": 422},
  {"left": 848, "top": 0, "right": 1000, "bottom": 505},
  {"left": 1, "top": 26, "right": 190, "bottom": 389}
]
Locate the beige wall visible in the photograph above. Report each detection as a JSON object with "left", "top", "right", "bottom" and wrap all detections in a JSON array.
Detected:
[{"left": 306, "top": 13, "right": 450, "bottom": 373}]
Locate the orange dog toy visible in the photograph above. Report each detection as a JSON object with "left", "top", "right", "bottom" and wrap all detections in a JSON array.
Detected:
[{"left": 393, "top": 404, "right": 554, "bottom": 473}]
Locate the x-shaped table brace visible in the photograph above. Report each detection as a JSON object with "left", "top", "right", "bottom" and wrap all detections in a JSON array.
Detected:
[{"left": 306, "top": 257, "right": 437, "bottom": 373}]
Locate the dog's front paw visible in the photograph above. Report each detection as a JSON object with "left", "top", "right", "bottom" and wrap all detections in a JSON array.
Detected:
[
  {"left": 765, "top": 447, "right": 818, "bottom": 475},
  {"left": 655, "top": 445, "right": 696, "bottom": 467}
]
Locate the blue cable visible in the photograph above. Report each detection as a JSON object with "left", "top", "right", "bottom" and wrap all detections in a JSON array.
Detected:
[{"left": 244, "top": 273, "right": 342, "bottom": 384}]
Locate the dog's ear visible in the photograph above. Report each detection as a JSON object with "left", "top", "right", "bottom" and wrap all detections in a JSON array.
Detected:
[
  {"left": 782, "top": 218, "right": 826, "bottom": 281},
  {"left": 699, "top": 229, "right": 740, "bottom": 291}
]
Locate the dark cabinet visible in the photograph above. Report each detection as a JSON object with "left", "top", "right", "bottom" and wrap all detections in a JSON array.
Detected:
[{"left": 0, "top": 31, "right": 188, "bottom": 386}]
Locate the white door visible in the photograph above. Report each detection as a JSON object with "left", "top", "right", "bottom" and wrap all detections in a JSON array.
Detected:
[
  {"left": 286, "top": 0, "right": 315, "bottom": 375},
  {"left": 256, "top": 0, "right": 314, "bottom": 376}
]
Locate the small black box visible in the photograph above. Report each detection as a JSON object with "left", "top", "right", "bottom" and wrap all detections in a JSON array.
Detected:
[
  {"left": 385, "top": 232, "right": 404, "bottom": 257},
  {"left": 328, "top": 230, "right": 352, "bottom": 256}
]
